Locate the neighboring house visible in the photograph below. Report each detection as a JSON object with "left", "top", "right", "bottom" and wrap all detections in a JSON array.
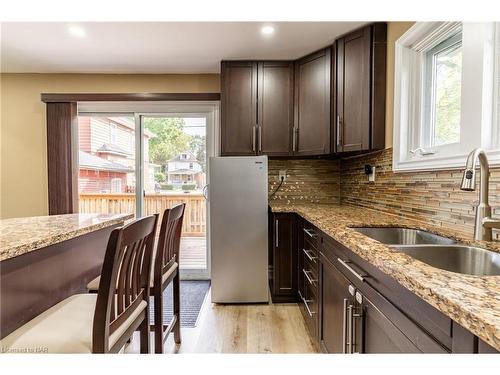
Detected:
[
  {"left": 78, "top": 116, "right": 156, "bottom": 193},
  {"left": 166, "top": 152, "right": 205, "bottom": 188},
  {"left": 78, "top": 151, "right": 131, "bottom": 193}
]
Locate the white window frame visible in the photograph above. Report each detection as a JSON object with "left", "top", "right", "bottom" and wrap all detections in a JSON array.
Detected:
[{"left": 393, "top": 22, "right": 498, "bottom": 172}]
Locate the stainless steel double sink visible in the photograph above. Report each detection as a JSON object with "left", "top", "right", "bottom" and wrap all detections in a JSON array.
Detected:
[{"left": 352, "top": 227, "right": 500, "bottom": 276}]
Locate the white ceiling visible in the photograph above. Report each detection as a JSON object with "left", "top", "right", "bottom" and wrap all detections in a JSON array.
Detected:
[{"left": 0, "top": 22, "right": 367, "bottom": 73}]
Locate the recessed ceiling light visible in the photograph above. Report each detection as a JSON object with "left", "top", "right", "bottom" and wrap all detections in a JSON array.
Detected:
[
  {"left": 261, "top": 25, "right": 275, "bottom": 36},
  {"left": 68, "top": 25, "right": 86, "bottom": 38}
]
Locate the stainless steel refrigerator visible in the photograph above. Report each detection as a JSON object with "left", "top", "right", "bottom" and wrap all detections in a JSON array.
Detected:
[{"left": 209, "top": 156, "right": 269, "bottom": 303}]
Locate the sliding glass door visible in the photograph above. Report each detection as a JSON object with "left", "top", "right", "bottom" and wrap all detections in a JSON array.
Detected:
[
  {"left": 76, "top": 102, "right": 218, "bottom": 280},
  {"left": 141, "top": 114, "right": 210, "bottom": 279},
  {"left": 77, "top": 115, "right": 138, "bottom": 217}
]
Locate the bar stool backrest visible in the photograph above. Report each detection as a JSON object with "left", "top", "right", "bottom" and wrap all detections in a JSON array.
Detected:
[
  {"left": 154, "top": 204, "right": 185, "bottom": 288},
  {"left": 93, "top": 214, "right": 158, "bottom": 353}
]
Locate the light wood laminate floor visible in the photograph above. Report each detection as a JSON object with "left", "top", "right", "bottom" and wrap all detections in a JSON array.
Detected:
[{"left": 125, "top": 290, "right": 318, "bottom": 354}]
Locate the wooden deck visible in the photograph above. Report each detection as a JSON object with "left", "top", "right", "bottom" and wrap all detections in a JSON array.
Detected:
[{"left": 180, "top": 237, "right": 207, "bottom": 269}]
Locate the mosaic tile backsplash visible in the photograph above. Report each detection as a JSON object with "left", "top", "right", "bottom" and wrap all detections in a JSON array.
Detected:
[
  {"left": 340, "top": 148, "right": 500, "bottom": 239},
  {"left": 268, "top": 159, "right": 340, "bottom": 204},
  {"left": 268, "top": 148, "right": 500, "bottom": 239}
]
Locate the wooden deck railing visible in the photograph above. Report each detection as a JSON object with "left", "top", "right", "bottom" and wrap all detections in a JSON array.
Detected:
[{"left": 79, "top": 193, "right": 206, "bottom": 236}]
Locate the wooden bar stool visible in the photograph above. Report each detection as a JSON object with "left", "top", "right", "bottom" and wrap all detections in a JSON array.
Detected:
[
  {"left": 86, "top": 204, "right": 185, "bottom": 353},
  {"left": 0, "top": 215, "right": 158, "bottom": 353},
  {"left": 152, "top": 203, "right": 185, "bottom": 353}
]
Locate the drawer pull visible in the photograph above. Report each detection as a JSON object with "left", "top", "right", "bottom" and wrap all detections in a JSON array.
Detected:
[
  {"left": 337, "top": 258, "right": 365, "bottom": 282},
  {"left": 303, "top": 268, "right": 318, "bottom": 286},
  {"left": 303, "top": 248, "right": 317, "bottom": 263},
  {"left": 298, "top": 290, "right": 316, "bottom": 317},
  {"left": 303, "top": 228, "right": 318, "bottom": 238}
]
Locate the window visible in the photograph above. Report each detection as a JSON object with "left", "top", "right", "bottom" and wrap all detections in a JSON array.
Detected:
[
  {"left": 393, "top": 22, "right": 499, "bottom": 171},
  {"left": 189, "top": 162, "right": 193, "bottom": 169},
  {"left": 110, "top": 178, "right": 122, "bottom": 193},
  {"left": 423, "top": 32, "right": 462, "bottom": 147}
]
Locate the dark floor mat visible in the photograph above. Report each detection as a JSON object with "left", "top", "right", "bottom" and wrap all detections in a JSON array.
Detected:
[{"left": 149, "top": 280, "right": 210, "bottom": 328}]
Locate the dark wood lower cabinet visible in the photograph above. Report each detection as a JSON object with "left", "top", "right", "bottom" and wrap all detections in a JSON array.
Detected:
[
  {"left": 357, "top": 292, "right": 421, "bottom": 353},
  {"left": 319, "top": 253, "right": 352, "bottom": 353},
  {"left": 270, "top": 213, "right": 297, "bottom": 302},
  {"left": 269, "top": 212, "right": 498, "bottom": 353}
]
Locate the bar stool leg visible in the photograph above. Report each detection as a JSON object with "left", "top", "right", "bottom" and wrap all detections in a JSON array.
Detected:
[
  {"left": 173, "top": 272, "right": 181, "bottom": 344},
  {"left": 140, "top": 305, "right": 151, "bottom": 354},
  {"left": 154, "top": 289, "right": 164, "bottom": 354}
]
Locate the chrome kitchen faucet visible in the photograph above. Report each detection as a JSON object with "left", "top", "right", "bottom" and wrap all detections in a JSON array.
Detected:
[{"left": 460, "top": 148, "right": 500, "bottom": 241}]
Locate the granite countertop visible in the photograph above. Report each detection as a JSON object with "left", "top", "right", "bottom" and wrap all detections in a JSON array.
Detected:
[
  {"left": 270, "top": 203, "right": 500, "bottom": 351},
  {"left": 0, "top": 213, "right": 134, "bottom": 261}
]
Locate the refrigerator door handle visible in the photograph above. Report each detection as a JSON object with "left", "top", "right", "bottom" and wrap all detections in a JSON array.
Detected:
[{"left": 202, "top": 184, "right": 209, "bottom": 200}]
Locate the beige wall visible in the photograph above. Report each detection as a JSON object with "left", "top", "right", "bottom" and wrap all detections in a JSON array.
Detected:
[
  {"left": 384, "top": 22, "right": 415, "bottom": 148},
  {"left": 0, "top": 74, "right": 219, "bottom": 218}
]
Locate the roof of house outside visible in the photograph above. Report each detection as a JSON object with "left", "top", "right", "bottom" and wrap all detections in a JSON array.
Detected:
[
  {"left": 79, "top": 151, "right": 132, "bottom": 173},
  {"left": 97, "top": 143, "right": 131, "bottom": 156},
  {"left": 168, "top": 151, "right": 199, "bottom": 163}
]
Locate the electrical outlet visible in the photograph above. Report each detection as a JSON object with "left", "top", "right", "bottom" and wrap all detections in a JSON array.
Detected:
[{"left": 278, "top": 170, "right": 287, "bottom": 182}]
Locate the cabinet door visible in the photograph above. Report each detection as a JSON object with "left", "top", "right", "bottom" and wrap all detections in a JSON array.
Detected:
[
  {"left": 294, "top": 49, "right": 331, "bottom": 155},
  {"left": 258, "top": 62, "right": 293, "bottom": 156},
  {"left": 272, "top": 214, "right": 297, "bottom": 299},
  {"left": 320, "top": 254, "right": 352, "bottom": 353},
  {"left": 336, "top": 27, "right": 371, "bottom": 152},
  {"left": 220, "top": 61, "right": 258, "bottom": 156},
  {"left": 357, "top": 294, "right": 421, "bottom": 353}
]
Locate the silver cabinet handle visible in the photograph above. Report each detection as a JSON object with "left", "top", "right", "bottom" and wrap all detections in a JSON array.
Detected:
[
  {"left": 303, "top": 248, "right": 317, "bottom": 263},
  {"left": 298, "top": 289, "right": 305, "bottom": 301},
  {"left": 252, "top": 125, "right": 256, "bottom": 152},
  {"left": 275, "top": 219, "right": 279, "bottom": 248},
  {"left": 337, "top": 258, "right": 365, "bottom": 282},
  {"left": 337, "top": 115, "right": 343, "bottom": 147},
  {"left": 258, "top": 126, "right": 262, "bottom": 152},
  {"left": 303, "top": 228, "right": 318, "bottom": 238},
  {"left": 303, "top": 268, "right": 317, "bottom": 286},
  {"left": 342, "top": 298, "right": 348, "bottom": 354},
  {"left": 292, "top": 126, "right": 298, "bottom": 152},
  {"left": 352, "top": 305, "right": 363, "bottom": 354},
  {"left": 347, "top": 304, "right": 354, "bottom": 354},
  {"left": 298, "top": 290, "right": 315, "bottom": 317}
]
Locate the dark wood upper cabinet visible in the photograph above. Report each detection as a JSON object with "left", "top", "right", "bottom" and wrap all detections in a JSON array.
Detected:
[
  {"left": 336, "top": 23, "right": 387, "bottom": 153},
  {"left": 258, "top": 62, "right": 294, "bottom": 156},
  {"left": 221, "top": 60, "right": 293, "bottom": 156},
  {"left": 220, "top": 61, "right": 258, "bottom": 156},
  {"left": 293, "top": 48, "right": 331, "bottom": 155},
  {"left": 220, "top": 22, "right": 386, "bottom": 157}
]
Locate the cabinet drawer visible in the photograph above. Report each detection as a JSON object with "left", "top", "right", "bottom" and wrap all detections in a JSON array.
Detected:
[
  {"left": 302, "top": 244, "right": 319, "bottom": 276},
  {"left": 302, "top": 221, "right": 321, "bottom": 248},
  {"left": 299, "top": 278, "right": 318, "bottom": 340}
]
